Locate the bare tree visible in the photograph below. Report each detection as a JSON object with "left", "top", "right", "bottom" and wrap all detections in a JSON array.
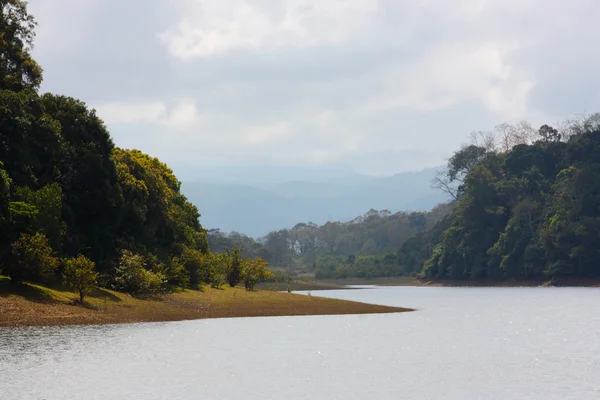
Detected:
[
  {"left": 468, "top": 130, "right": 496, "bottom": 152},
  {"left": 431, "top": 168, "right": 459, "bottom": 200}
]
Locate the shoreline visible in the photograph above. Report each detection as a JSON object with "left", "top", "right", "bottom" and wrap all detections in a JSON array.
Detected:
[
  {"left": 0, "top": 279, "right": 412, "bottom": 328},
  {"left": 416, "top": 277, "right": 600, "bottom": 288},
  {"left": 273, "top": 276, "right": 600, "bottom": 291}
]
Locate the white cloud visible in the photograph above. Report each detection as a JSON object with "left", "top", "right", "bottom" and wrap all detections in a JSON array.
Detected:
[
  {"left": 95, "top": 99, "right": 202, "bottom": 129},
  {"left": 32, "top": 0, "right": 600, "bottom": 176},
  {"left": 245, "top": 122, "right": 292, "bottom": 144},
  {"left": 362, "top": 41, "right": 534, "bottom": 120},
  {"left": 157, "top": 0, "right": 380, "bottom": 59}
]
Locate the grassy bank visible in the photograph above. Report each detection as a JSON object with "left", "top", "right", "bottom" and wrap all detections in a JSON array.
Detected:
[{"left": 0, "top": 277, "right": 412, "bottom": 327}]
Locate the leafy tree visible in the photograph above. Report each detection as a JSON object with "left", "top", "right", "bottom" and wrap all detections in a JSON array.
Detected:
[
  {"left": 432, "top": 145, "right": 489, "bottom": 200},
  {"left": 62, "top": 254, "right": 98, "bottom": 303},
  {"left": 42, "top": 94, "right": 122, "bottom": 268},
  {"left": 5, "top": 232, "right": 58, "bottom": 283},
  {"left": 242, "top": 257, "right": 273, "bottom": 290},
  {"left": 538, "top": 124, "right": 561, "bottom": 143},
  {"left": 113, "top": 250, "right": 166, "bottom": 295},
  {"left": 0, "top": 0, "right": 43, "bottom": 91},
  {"left": 227, "top": 248, "right": 242, "bottom": 287}
]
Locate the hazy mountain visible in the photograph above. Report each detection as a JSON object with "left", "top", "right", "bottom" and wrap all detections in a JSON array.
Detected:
[{"left": 181, "top": 167, "right": 448, "bottom": 238}]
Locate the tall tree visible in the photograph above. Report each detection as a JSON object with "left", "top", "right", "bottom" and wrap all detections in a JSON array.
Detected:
[{"left": 0, "top": 0, "right": 43, "bottom": 91}]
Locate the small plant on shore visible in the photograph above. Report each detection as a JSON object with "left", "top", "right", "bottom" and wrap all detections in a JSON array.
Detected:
[
  {"left": 62, "top": 255, "right": 98, "bottom": 304},
  {"left": 5, "top": 232, "right": 58, "bottom": 283},
  {"left": 114, "top": 250, "right": 166, "bottom": 295},
  {"left": 242, "top": 257, "right": 273, "bottom": 291}
]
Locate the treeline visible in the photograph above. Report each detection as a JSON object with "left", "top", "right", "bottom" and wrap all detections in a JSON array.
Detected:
[
  {"left": 207, "top": 202, "right": 455, "bottom": 279},
  {"left": 409, "top": 115, "right": 600, "bottom": 281},
  {"left": 0, "top": 2, "right": 271, "bottom": 301}
]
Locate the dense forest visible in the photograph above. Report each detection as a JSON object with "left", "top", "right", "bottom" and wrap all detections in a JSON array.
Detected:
[
  {"left": 211, "top": 116, "right": 600, "bottom": 283},
  {"left": 0, "top": 1, "right": 271, "bottom": 300},
  {"left": 208, "top": 203, "right": 455, "bottom": 279},
  {"left": 416, "top": 117, "right": 600, "bottom": 282}
]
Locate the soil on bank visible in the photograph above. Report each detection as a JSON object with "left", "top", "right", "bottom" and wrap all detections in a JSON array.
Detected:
[{"left": 0, "top": 277, "right": 413, "bottom": 327}]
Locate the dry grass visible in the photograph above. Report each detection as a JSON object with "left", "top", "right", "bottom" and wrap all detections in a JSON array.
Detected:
[{"left": 0, "top": 277, "right": 413, "bottom": 327}]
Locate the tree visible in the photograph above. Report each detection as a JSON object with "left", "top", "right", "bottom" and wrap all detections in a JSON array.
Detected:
[
  {"left": 227, "top": 248, "right": 242, "bottom": 287},
  {"left": 5, "top": 232, "right": 58, "bottom": 283},
  {"left": 0, "top": 0, "right": 43, "bottom": 91},
  {"left": 242, "top": 257, "right": 273, "bottom": 290},
  {"left": 62, "top": 255, "right": 98, "bottom": 303},
  {"left": 538, "top": 124, "right": 561, "bottom": 143},
  {"left": 432, "top": 144, "right": 488, "bottom": 200}
]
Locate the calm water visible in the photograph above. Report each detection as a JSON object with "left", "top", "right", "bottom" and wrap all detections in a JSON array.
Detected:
[{"left": 1, "top": 286, "right": 600, "bottom": 400}]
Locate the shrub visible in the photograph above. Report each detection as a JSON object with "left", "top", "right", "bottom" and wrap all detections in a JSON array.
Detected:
[
  {"left": 5, "top": 232, "right": 58, "bottom": 283},
  {"left": 62, "top": 255, "right": 98, "bottom": 303},
  {"left": 114, "top": 250, "right": 166, "bottom": 295}
]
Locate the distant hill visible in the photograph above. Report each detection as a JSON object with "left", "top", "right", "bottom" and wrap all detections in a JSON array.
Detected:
[{"left": 181, "top": 167, "right": 448, "bottom": 237}]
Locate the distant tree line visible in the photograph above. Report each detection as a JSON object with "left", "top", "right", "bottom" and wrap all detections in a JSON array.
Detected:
[{"left": 207, "top": 203, "right": 455, "bottom": 279}]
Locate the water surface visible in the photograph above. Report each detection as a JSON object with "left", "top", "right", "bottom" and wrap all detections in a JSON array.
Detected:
[{"left": 1, "top": 287, "right": 599, "bottom": 399}]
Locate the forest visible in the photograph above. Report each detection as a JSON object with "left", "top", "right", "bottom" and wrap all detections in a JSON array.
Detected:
[
  {"left": 0, "top": 1, "right": 271, "bottom": 301},
  {"left": 417, "top": 118, "right": 600, "bottom": 281}
]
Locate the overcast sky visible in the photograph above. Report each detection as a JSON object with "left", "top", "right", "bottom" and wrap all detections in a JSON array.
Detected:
[{"left": 28, "top": 0, "right": 600, "bottom": 178}]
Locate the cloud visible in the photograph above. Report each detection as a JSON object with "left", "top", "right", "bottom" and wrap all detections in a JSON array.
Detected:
[
  {"left": 245, "top": 122, "right": 292, "bottom": 144},
  {"left": 29, "top": 0, "right": 600, "bottom": 177},
  {"left": 95, "top": 99, "right": 202, "bottom": 130},
  {"left": 363, "top": 41, "right": 534, "bottom": 120},
  {"left": 157, "top": 0, "right": 380, "bottom": 59}
]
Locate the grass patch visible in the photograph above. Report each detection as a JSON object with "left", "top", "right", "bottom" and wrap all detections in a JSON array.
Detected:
[{"left": 0, "top": 276, "right": 413, "bottom": 327}]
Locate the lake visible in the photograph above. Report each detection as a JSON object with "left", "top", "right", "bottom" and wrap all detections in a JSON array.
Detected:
[{"left": 1, "top": 286, "right": 599, "bottom": 399}]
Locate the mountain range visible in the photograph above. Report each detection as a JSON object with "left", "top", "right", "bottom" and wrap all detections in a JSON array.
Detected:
[{"left": 180, "top": 167, "right": 449, "bottom": 238}]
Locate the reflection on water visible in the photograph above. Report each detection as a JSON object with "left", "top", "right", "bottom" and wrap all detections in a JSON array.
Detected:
[{"left": 1, "top": 287, "right": 600, "bottom": 400}]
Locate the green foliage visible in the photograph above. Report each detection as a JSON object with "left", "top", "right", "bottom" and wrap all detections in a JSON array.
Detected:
[
  {"left": 419, "top": 117, "right": 600, "bottom": 282},
  {"left": 5, "top": 232, "right": 58, "bottom": 283},
  {"left": 227, "top": 248, "right": 243, "bottom": 287},
  {"left": 113, "top": 250, "right": 166, "bottom": 295},
  {"left": 14, "top": 183, "right": 64, "bottom": 250},
  {"left": 113, "top": 149, "right": 208, "bottom": 260},
  {"left": 242, "top": 257, "right": 273, "bottom": 290},
  {"left": 62, "top": 254, "right": 98, "bottom": 303},
  {"left": 0, "top": 0, "right": 43, "bottom": 91}
]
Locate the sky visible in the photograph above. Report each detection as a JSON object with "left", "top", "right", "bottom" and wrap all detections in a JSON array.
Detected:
[{"left": 28, "top": 0, "right": 600, "bottom": 179}]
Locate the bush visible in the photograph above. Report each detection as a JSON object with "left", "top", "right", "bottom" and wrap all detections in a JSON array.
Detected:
[
  {"left": 62, "top": 255, "right": 98, "bottom": 303},
  {"left": 167, "top": 256, "right": 190, "bottom": 287},
  {"left": 5, "top": 232, "right": 58, "bottom": 283},
  {"left": 210, "top": 273, "right": 225, "bottom": 289},
  {"left": 179, "top": 247, "right": 206, "bottom": 286},
  {"left": 113, "top": 250, "right": 166, "bottom": 295}
]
